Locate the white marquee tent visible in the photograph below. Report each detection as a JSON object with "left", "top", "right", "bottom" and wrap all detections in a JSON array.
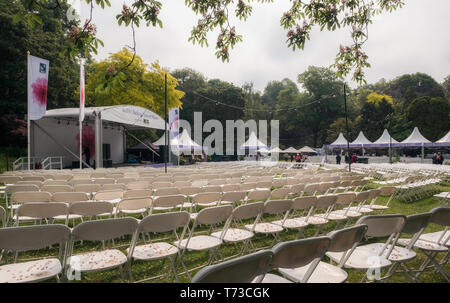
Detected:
[
  {"left": 372, "top": 129, "right": 398, "bottom": 147},
  {"left": 329, "top": 133, "right": 349, "bottom": 148},
  {"left": 239, "top": 132, "right": 268, "bottom": 150},
  {"left": 298, "top": 146, "right": 317, "bottom": 153},
  {"left": 435, "top": 130, "right": 450, "bottom": 147},
  {"left": 399, "top": 127, "right": 431, "bottom": 147},
  {"left": 350, "top": 131, "right": 372, "bottom": 147}
]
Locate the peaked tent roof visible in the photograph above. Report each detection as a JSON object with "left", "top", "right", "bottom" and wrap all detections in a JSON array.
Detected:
[
  {"left": 269, "top": 147, "right": 283, "bottom": 153},
  {"left": 153, "top": 133, "right": 179, "bottom": 146},
  {"left": 373, "top": 129, "right": 399, "bottom": 146},
  {"left": 240, "top": 132, "right": 268, "bottom": 149},
  {"left": 283, "top": 147, "right": 298, "bottom": 153},
  {"left": 400, "top": 127, "right": 431, "bottom": 146},
  {"left": 434, "top": 130, "right": 450, "bottom": 146},
  {"left": 298, "top": 146, "right": 317, "bottom": 153},
  {"left": 329, "top": 133, "right": 349, "bottom": 147},
  {"left": 350, "top": 131, "right": 373, "bottom": 146},
  {"left": 257, "top": 147, "right": 270, "bottom": 153}
]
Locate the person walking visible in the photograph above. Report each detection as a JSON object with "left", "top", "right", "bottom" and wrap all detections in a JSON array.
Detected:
[{"left": 336, "top": 154, "right": 341, "bottom": 165}]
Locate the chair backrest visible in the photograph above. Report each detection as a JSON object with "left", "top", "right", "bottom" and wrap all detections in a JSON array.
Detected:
[
  {"left": 221, "top": 184, "right": 240, "bottom": 192},
  {"left": 70, "top": 179, "right": 93, "bottom": 186},
  {"left": 42, "top": 185, "right": 73, "bottom": 193},
  {"left": 192, "top": 250, "right": 273, "bottom": 283},
  {"left": 74, "top": 184, "right": 101, "bottom": 193},
  {"left": 175, "top": 185, "right": 199, "bottom": 196},
  {"left": 102, "top": 183, "right": 126, "bottom": 191},
  {"left": 152, "top": 181, "right": 172, "bottom": 189},
  {"left": 94, "top": 191, "right": 123, "bottom": 201},
  {"left": 117, "top": 197, "right": 152, "bottom": 211},
  {"left": 0, "top": 224, "right": 70, "bottom": 251},
  {"left": 255, "top": 181, "right": 272, "bottom": 189},
  {"left": 292, "top": 196, "right": 317, "bottom": 210},
  {"left": 232, "top": 202, "right": 264, "bottom": 220},
  {"left": 71, "top": 217, "right": 139, "bottom": 241},
  {"left": 11, "top": 191, "right": 52, "bottom": 203},
  {"left": 53, "top": 174, "right": 73, "bottom": 181},
  {"left": 401, "top": 212, "right": 432, "bottom": 235},
  {"left": 153, "top": 195, "right": 186, "bottom": 208},
  {"left": 273, "top": 179, "right": 287, "bottom": 188},
  {"left": 270, "top": 237, "right": 330, "bottom": 274},
  {"left": 201, "top": 185, "right": 222, "bottom": 193},
  {"left": 137, "top": 211, "right": 190, "bottom": 233},
  {"left": 368, "top": 189, "right": 381, "bottom": 200},
  {"left": 127, "top": 181, "right": 150, "bottom": 190},
  {"left": 0, "top": 176, "right": 22, "bottom": 184},
  {"left": 290, "top": 183, "right": 305, "bottom": 195},
  {"left": 17, "top": 202, "right": 68, "bottom": 219},
  {"left": 22, "top": 176, "right": 45, "bottom": 182},
  {"left": 379, "top": 186, "right": 396, "bottom": 196},
  {"left": 124, "top": 189, "right": 152, "bottom": 198},
  {"left": 68, "top": 201, "right": 114, "bottom": 217},
  {"left": 263, "top": 199, "right": 293, "bottom": 215},
  {"left": 270, "top": 188, "right": 290, "bottom": 199},
  {"left": 195, "top": 205, "right": 233, "bottom": 226},
  {"left": 52, "top": 192, "right": 89, "bottom": 203},
  {"left": 0, "top": 206, "right": 5, "bottom": 227},
  {"left": 335, "top": 192, "right": 356, "bottom": 205},
  {"left": 315, "top": 195, "right": 337, "bottom": 209},
  {"left": 221, "top": 191, "right": 246, "bottom": 204},
  {"left": 208, "top": 179, "right": 227, "bottom": 185},
  {"left": 6, "top": 184, "right": 39, "bottom": 194},
  {"left": 247, "top": 189, "right": 271, "bottom": 202},
  {"left": 173, "top": 181, "right": 191, "bottom": 188},
  {"left": 154, "top": 187, "right": 180, "bottom": 196},
  {"left": 240, "top": 183, "right": 256, "bottom": 191},
  {"left": 327, "top": 224, "right": 368, "bottom": 252},
  {"left": 17, "top": 181, "right": 43, "bottom": 188},
  {"left": 117, "top": 178, "right": 136, "bottom": 185},
  {"left": 430, "top": 207, "right": 450, "bottom": 227},
  {"left": 94, "top": 178, "right": 116, "bottom": 185},
  {"left": 193, "top": 192, "right": 222, "bottom": 204},
  {"left": 356, "top": 214, "right": 406, "bottom": 237},
  {"left": 354, "top": 191, "right": 370, "bottom": 203}
]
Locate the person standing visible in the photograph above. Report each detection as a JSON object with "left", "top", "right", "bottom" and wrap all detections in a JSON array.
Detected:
[
  {"left": 336, "top": 154, "right": 341, "bottom": 165},
  {"left": 436, "top": 152, "right": 444, "bottom": 165},
  {"left": 82, "top": 146, "right": 90, "bottom": 167},
  {"left": 344, "top": 152, "right": 350, "bottom": 164}
]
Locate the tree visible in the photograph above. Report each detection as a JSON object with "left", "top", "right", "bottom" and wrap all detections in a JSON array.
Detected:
[
  {"left": 297, "top": 66, "right": 345, "bottom": 147},
  {"left": 406, "top": 96, "right": 449, "bottom": 141},
  {"left": 0, "top": 0, "right": 81, "bottom": 148},
  {"left": 442, "top": 75, "right": 450, "bottom": 100},
  {"left": 242, "top": 82, "right": 270, "bottom": 121},
  {"left": 326, "top": 117, "right": 356, "bottom": 143},
  {"left": 84, "top": 48, "right": 184, "bottom": 117},
  {"left": 387, "top": 73, "right": 446, "bottom": 110},
  {"left": 357, "top": 92, "right": 394, "bottom": 141},
  {"left": 18, "top": 0, "right": 405, "bottom": 84}
]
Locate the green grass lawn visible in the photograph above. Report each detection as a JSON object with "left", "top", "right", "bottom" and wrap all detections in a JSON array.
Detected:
[{"left": 1, "top": 181, "right": 449, "bottom": 283}]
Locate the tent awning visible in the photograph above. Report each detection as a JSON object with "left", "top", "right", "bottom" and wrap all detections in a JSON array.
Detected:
[{"left": 43, "top": 105, "right": 167, "bottom": 130}]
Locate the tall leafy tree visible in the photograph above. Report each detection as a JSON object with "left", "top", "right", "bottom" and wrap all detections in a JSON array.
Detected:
[{"left": 357, "top": 92, "right": 394, "bottom": 141}]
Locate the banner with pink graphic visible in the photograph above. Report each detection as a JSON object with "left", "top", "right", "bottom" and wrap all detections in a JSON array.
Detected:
[{"left": 28, "top": 55, "right": 49, "bottom": 120}]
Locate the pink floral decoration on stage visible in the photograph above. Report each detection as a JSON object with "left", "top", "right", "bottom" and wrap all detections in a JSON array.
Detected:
[
  {"left": 76, "top": 125, "right": 96, "bottom": 158},
  {"left": 31, "top": 77, "right": 48, "bottom": 105}
]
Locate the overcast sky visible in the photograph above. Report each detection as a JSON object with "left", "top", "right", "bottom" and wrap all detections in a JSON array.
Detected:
[{"left": 76, "top": 0, "right": 450, "bottom": 92}]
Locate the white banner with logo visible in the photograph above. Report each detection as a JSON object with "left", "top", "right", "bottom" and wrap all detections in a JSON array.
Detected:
[{"left": 28, "top": 55, "right": 49, "bottom": 120}]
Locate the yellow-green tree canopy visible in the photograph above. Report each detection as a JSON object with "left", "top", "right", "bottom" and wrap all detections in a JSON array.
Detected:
[
  {"left": 366, "top": 92, "right": 393, "bottom": 105},
  {"left": 84, "top": 48, "right": 184, "bottom": 117}
]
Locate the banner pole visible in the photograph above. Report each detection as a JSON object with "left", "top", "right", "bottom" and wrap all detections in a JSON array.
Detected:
[{"left": 27, "top": 51, "right": 31, "bottom": 170}]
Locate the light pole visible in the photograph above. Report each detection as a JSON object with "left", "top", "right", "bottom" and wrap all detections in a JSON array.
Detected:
[
  {"left": 164, "top": 72, "right": 168, "bottom": 174},
  {"left": 343, "top": 84, "right": 351, "bottom": 172}
]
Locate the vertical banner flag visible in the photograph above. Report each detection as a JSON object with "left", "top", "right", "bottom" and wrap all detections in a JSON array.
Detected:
[
  {"left": 28, "top": 55, "right": 49, "bottom": 120},
  {"left": 169, "top": 107, "right": 180, "bottom": 155},
  {"left": 79, "top": 58, "right": 85, "bottom": 122}
]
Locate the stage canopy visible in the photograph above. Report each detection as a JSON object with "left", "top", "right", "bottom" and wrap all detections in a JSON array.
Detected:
[
  {"left": 239, "top": 132, "right": 268, "bottom": 150},
  {"left": 32, "top": 105, "right": 167, "bottom": 168}
]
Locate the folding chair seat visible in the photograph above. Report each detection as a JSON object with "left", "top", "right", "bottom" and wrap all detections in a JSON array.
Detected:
[
  {"left": 259, "top": 237, "right": 330, "bottom": 283},
  {"left": 175, "top": 206, "right": 232, "bottom": 280},
  {"left": 246, "top": 189, "right": 270, "bottom": 203},
  {"left": 212, "top": 202, "right": 264, "bottom": 253},
  {"left": 93, "top": 191, "right": 123, "bottom": 205},
  {"left": 14, "top": 203, "right": 68, "bottom": 226},
  {"left": 127, "top": 212, "right": 190, "bottom": 282},
  {"left": 151, "top": 195, "right": 186, "bottom": 212},
  {"left": 116, "top": 198, "right": 152, "bottom": 218},
  {"left": 220, "top": 191, "right": 246, "bottom": 206},
  {"left": 272, "top": 196, "right": 315, "bottom": 237},
  {"left": 279, "top": 225, "right": 368, "bottom": 283},
  {"left": 326, "top": 214, "right": 406, "bottom": 282},
  {"left": 246, "top": 200, "right": 292, "bottom": 243},
  {"left": 192, "top": 250, "right": 273, "bottom": 283},
  {"left": 270, "top": 188, "right": 290, "bottom": 200},
  {"left": 66, "top": 217, "right": 139, "bottom": 282},
  {"left": 0, "top": 224, "right": 70, "bottom": 283}
]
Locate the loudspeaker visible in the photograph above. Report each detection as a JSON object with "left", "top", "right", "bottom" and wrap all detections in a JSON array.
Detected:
[{"left": 103, "top": 144, "right": 111, "bottom": 159}]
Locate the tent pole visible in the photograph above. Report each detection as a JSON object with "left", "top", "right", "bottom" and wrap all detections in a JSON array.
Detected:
[
  {"left": 343, "top": 84, "right": 351, "bottom": 172},
  {"left": 27, "top": 51, "right": 31, "bottom": 170},
  {"left": 95, "top": 112, "right": 102, "bottom": 168},
  {"left": 79, "top": 122, "right": 82, "bottom": 169}
]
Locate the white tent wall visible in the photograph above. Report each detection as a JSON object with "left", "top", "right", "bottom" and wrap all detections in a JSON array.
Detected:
[{"left": 33, "top": 118, "right": 123, "bottom": 168}]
